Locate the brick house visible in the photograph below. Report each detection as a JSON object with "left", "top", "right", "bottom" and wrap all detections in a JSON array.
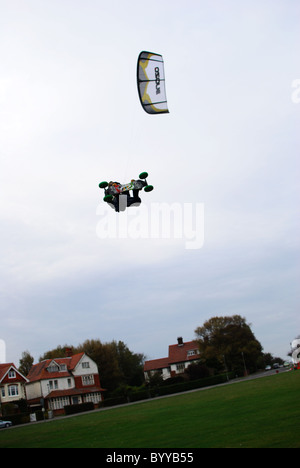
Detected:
[
  {"left": 144, "top": 337, "right": 201, "bottom": 381},
  {"left": 26, "top": 352, "right": 105, "bottom": 415},
  {"left": 0, "top": 363, "right": 29, "bottom": 413}
]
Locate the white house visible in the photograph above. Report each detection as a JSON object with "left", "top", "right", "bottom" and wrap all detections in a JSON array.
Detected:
[
  {"left": 144, "top": 337, "right": 201, "bottom": 381},
  {"left": 26, "top": 352, "right": 105, "bottom": 415}
]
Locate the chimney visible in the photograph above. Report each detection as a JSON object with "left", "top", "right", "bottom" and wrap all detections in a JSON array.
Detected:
[
  {"left": 177, "top": 337, "right": 183, "bottom": 346},
  {"left": 65, "top": 347, "right": 73, "bottom": 357}
]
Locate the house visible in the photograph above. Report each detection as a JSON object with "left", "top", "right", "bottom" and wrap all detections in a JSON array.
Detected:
[
  {"left": 144, "top": 337, "right": 201, "bottom": 381},
  {"left": 26, "top": 352, "right": 105, "bottom": 415},
  {"left": 0, "top": 363, "right": 29, "bottom": 412}
]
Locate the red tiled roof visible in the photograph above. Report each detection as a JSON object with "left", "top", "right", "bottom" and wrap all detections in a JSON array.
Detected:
[
  {"left": 144, "top": 357, "right": 170, "bottom": 372},
  {"left": 168, "top": 341, "right": 199, "bottom": 364},
  {"left": 27, "top": 353, "right": 85, "bottom": 382},
  {"left": 47, "top": 386, "right": 105, "bottom": 399},
  {"left": 144, "top": 340, "right": 200, "bottom": 372}
]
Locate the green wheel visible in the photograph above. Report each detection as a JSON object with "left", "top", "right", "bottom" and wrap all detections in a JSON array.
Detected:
[
  {"left": 99, "top": 181, "right": 108, "bottom": 189},
  {"left": 139, "top": 172, "right": 148, "bottom": 180},
  {"left": 144, "top": 185, "right": 153, "bottom": 192},
  {"left": 104, "top": 194, "right": 113, "bottom": 202}
]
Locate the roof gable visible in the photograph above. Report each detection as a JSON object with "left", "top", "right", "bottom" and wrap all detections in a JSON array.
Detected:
[
  {"left": 0, "top": 363, "right": 29, "bottom": 383},
  {"left": 68, "top": 352, "right": 85, "bottom": 370}
]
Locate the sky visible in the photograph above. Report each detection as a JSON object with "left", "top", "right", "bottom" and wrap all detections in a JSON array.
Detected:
[{"left": 0, "top": 0, "right": 299, "bottom": 367}]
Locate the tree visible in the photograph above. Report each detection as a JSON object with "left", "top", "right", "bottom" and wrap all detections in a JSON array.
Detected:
[
  {"left": 39, "top": 345, "right": 73, "bottom": 361},
  {"left": 19, "top": 351, "right": 34, "bottom": 377},
  {"left": 184, "top": 362, "right": 210, "bottom": 380},
  {"left": 114, "top": 340, "right": 145, "bottom": 387},
  {"left": 77, "top": 339, "right": 145, "bottom": 391},
  {"left": 77, "top": 339, "right": 124, "bottom": 392},
  {"left": 195, "top": 315, "right": 263, "bottom": 375}
]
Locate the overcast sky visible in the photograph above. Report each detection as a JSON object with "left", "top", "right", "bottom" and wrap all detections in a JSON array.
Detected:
[{"left": 0, "top": 0, "right": 299, "bottom": 366}]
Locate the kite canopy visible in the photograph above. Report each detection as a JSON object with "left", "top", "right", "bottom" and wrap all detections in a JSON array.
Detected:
[{"left": 137, "top": 51, "right": 169, "bottom": 114}]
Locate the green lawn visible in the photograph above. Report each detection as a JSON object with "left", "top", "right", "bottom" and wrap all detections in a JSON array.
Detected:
[{"left": 0, "top": 372, "right": 299, "bottom": 448}]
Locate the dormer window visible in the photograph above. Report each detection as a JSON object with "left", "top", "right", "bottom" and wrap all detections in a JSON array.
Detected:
[{"left": 48, "top": 364, "right": 59, "bottom": 373}]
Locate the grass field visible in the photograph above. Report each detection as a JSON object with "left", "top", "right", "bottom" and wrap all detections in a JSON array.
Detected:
[{"left": 0, "top": 372, "right": 299, "bottom": 448}]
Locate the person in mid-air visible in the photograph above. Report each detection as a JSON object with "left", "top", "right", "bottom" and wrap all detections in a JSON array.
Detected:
[
  {"left": 99, "top": 173, "right": 153, "bottom": 212},
  {"left": 106, "top": 181, "right": 142, "bottom": 212}
]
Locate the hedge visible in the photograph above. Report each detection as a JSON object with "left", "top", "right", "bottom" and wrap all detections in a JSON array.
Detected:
[
  {"left": 2, "top": 412, "right": 30, "bottom": 426},
  {"left": 100, "top": 373, "right": 234, "bottom": 408},
  {"left": 64, "top": 402, "right": 95, "bottom": 415},
  {"left": 148, "top": 373, "right": 234, "bottom": 398}
]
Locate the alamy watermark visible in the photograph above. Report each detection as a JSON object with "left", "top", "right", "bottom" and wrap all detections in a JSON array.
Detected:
[
  {"left": 291, "top": 79, "right": 300, "bottom": 104},
  {"left": 0, "top": 339, "right": 6, "bottom": 363},
  {"left": 292, "top": 339, "right": 300, "bottom": 364},
  {"left": 96, "top": 199, "right": 205, "bottom": 250}
]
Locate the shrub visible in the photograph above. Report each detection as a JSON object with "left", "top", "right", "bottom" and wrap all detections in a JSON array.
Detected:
[
  {"left": 64, "top": 402, "right": 94, "bottom": 415},
  {"left": 3, "top": 412, "right": 30, "bottom": 426}
]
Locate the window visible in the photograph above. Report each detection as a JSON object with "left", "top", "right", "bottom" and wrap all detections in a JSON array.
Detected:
[
  {"left": 49, "top": 397, "right": 69, "bottom": 410},
  {"left": 1, "top": 387, "right": 5, "bottom": 398},
  {"left": 48, "top": 380, "right": 58, "bottom": 391},
  {"left": 84, "top": 392, "right": 101, "bottom": 404},
  {"left": 82, "top": 362, "right": 90, "bottom": 369},
  {"left": 82, "top": 375, "right": 94, "bottom": 386},
  {"left": 8, "top": 369, "right": 16, "bottom": 379},
  {"left": 60, "top": 364, "right": 67, "bottom": 371},
  {"left": 67, "top": 378, "right": 72, "bottom": 388},
  {"left": 176, "top": 363, "right": 185, "bottom": 373},
  {"left": 187, "top": 350, "right": 196, "bottom": 357},
  {"left": 8, "top": 385, "right": 19, "bottom": 397}
]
